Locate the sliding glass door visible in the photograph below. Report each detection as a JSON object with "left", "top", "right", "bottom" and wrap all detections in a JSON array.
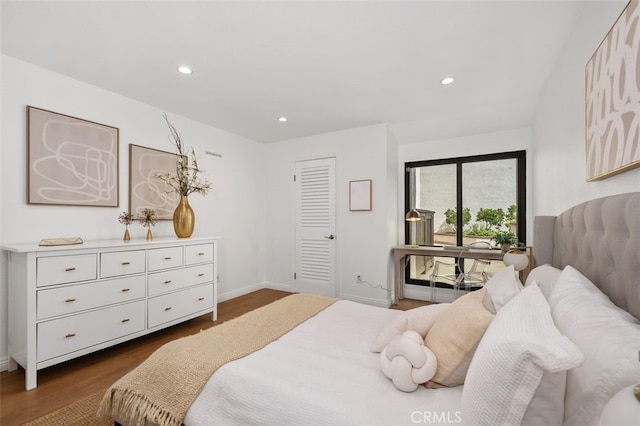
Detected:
[{"left": 404, "top": 151, "right": 525, "bottom": 285}]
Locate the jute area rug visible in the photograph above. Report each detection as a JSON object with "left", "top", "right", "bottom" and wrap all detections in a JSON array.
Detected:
[{"left": 22, "top": 389, "right": 111, "bottom": 426}]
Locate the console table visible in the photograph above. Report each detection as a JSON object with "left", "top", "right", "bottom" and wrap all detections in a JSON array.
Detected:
[
  {"left": 3, "top": 236, "right": 219, "bottom": 390},
  {"left": 392, "top": 245, "right": 504, "bottom": 304}
]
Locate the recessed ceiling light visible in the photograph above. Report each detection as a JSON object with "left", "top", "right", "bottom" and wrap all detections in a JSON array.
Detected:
[
  {"left": 440, "top": 76, "right": 455, "bottom": 85},
  {"left": 177, "top": 65, "right": 193, "bottom": 75},
  {"left": 278, "top": 116, "right": 288, "bottom": 122}
]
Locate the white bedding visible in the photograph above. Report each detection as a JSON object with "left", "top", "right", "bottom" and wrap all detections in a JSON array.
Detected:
[{"left": 185, "top": 300, "right": 463, "bottom": 425}]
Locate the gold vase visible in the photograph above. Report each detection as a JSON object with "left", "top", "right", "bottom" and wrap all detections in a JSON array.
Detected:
[
  {"left": 173, "top": 195, "right": 195, "bottom": 238},
  {"left": 123, "top": 228, "right": 130, "bottom": 242},
  {"left": 146, "top": 228, "right": 153, "bottom": 241}
]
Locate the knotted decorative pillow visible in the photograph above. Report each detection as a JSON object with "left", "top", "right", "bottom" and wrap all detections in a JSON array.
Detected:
[{"left": 380, "top": 330, "right": 438, "bottom": 392}]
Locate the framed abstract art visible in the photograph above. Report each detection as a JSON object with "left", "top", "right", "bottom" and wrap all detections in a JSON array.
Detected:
[
  {"left": 585, "top": 0, "right": 640, "bottom": 181},
  {"left": 129, "top": 144, "right": 182, "bottom": 220},
  {"left": 27, "top": 106, "right": 119, "bottom": 206}
]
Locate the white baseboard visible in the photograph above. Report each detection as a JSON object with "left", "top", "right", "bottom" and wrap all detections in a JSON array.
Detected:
[
  {"left": 262, "top": 282, "right": 294, "bottom": 293},
  {"left": 217, "top": 282, "right": 293, "bottom": 303},
  {"left": 339, "top": 293, "right": 391, "bottom": 308},
  {"left": 218, "top": 282, "right": 391, "bottom": 308},
  {"left": 0, "top": 356, "right": 8, "bottom": 372}
]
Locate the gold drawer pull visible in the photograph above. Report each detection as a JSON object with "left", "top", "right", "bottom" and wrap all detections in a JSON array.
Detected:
[
  {"left": 65, "top": 267, "right": 76, "bottom": 272},
  {"left": 198, "top": 252, "right": 205, "bottom": 256},
  {"left": 65, "top": 298, "right": 76, "bottom": 303},
  {"left": 121, "top": 318, "right": 130, "bottom": 323},
  {"left": 164, "top": 257, "right": 172, "bottom": 260},
  {"left": 198, "top": 297, "right": 205, "bottom": 301},
  {"left": 164, "top": 280, "right": 172, "bottom": 284},
  {"left": 198, "top": 273, "right": 205, "bottom": 277},
  {"left": 164, "top": 307, "right": 172, "bottom": 311},
  {"left": 65, "top": 333, "right": 76, "bottom": 338},
  {"left": 121, "top": 288, "right": 130, "bottom": 292},
  {"left": 121, "top": 261, "right": 130, "bottom": 265}
]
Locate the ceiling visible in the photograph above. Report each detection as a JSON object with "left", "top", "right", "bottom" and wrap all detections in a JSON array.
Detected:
[{"left": 1, "top": 1, "right": 588, "bottom": 144}]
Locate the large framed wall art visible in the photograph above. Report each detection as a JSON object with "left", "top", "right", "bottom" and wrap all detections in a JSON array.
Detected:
[
  {"left": 585, "top": 0, "right": 640, "bottom": 181},
  {"left": 129, "top": 144, "right": 181, "bottom": 220},
  {"left": 27, "top": 106, "right": 119, "bottom": 206}
]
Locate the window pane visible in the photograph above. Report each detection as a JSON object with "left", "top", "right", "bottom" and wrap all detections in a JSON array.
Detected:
[
  {"left": 460, "top": 159, "right": 518, "bottom": 279},
  {"left": 407, "top": 164, "right": 456, "bottom": 281},
  {"left": 413, "top": 164, "right": 456, "bottom": 245},
  {"left": 462, "top": 159, "right": 518, "bottom": 246}
]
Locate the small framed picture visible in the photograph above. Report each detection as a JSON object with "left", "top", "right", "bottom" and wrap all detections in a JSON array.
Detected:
[{"left": 349, "top": 179, "right": 372, "bottom": 211}]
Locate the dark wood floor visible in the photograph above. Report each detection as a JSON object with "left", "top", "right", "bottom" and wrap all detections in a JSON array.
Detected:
[{"left": 0, "top": 289, "right": 428, "bottom": 425}]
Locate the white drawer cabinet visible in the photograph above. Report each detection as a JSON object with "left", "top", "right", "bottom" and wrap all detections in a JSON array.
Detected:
[
  {"left": 148, "top": 283, "right": 214, "bottom": 328},
  {"left": 4, "top": 236, "right": 219, "bottom": 390},
  {"left": 37, "top": 254, "right": 97, "bottom": 287},
  {"left": 37, "top": 275, "right": 146, "bottom": 319},
  {"left": 148, "top": 246, "right": 184, "bottom": 271},
  {"left": 37, "top": 300, "right": 146, "bottom": 362},
  {"left": 185, "top": 243, "right": 214, "bottom": 265},
  {"left": 148, "top": 264, "right": 213, "bottom": 296},
  {"left": 100, "top": 250, "right": 146, "bottom": 278}
]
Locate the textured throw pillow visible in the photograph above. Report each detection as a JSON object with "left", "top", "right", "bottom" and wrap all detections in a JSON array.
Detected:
[
  {"left": 548, "top": 265, "right": 640, "bottom": 426},
  {"left": 370, "top": 303, "right": 451, "bottom": 353},
  {"left": 524, "top": 263, "right": 562, "bottom": 299},
  {"left": 424, "top": 288, "right": 494, "bottom": 387},
  {"left": 462, "top": 283, "right": 584, "bottom": 426},
  {"left": 482, "top": 265, "right": 523, "bottom": 311}
]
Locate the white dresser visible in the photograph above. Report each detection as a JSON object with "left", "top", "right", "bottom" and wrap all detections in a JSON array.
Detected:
[{"left": 3, "top": 236, "right": 219, "bottom": 390}]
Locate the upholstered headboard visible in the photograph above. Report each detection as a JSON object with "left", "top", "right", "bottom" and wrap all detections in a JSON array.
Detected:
[{"left": 534, "top": 192, "right": 640, "bottom": 320}]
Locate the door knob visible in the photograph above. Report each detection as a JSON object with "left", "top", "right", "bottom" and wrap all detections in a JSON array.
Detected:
[{"left": 324, "top": 234, "right": 335, "bottom": 240}]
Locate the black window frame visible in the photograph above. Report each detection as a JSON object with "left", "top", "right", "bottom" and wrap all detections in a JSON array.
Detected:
[{"left": 404, "top": 150, "right": 526, "bottom": 286}]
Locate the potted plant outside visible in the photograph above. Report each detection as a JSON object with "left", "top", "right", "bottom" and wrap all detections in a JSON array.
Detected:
[{"left": 493, "top": 231, "right": 517, "bottom": 253}]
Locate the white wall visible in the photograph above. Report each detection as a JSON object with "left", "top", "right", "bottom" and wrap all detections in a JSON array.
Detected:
[
  {"left": 533, "top": 0, "right": 640, "bottom": 216},
  {"left": 0, "top": 55, "right": 268, "bottom": 368},
  {"left": 263, "top": 123, "right": 396, "bottom": 306}
]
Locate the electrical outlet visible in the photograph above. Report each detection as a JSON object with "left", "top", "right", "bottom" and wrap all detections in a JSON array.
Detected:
[{"left": 356, "top": 274, "right": 363, "bottom": 283}]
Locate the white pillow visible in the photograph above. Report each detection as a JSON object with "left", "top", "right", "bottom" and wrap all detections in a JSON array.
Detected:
[
  {"left": 525, "top": 263, "right": 562, "bottom": 299},
  {"left": 483, "top": 264, "right": 523, "bottom": 311},
  {"left": 370, "top": 303, "right": 450, "bottom": 353},
  {"left": 548, "top": 265, "right": 640, "bottom": 426},
  {"left": 462, "top": 282, "right": 584, "bottom": 426}
]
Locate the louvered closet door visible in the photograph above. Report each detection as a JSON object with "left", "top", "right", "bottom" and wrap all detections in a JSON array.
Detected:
[{"left": 294, "top": 157, "right": 336, "bottom": 297}]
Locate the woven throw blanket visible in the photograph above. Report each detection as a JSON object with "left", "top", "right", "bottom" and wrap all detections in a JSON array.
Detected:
[{"left": 98, "top": 293, "right": 336, "bottom": 426}]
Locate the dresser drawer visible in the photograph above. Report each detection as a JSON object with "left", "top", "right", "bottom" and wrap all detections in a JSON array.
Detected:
[
  {"left": 148, "top": 283, "right": 213, "bottom": 328},
  {"left": 148, "top": 247, "right": 183, "bottom": 271},
  {"left": 148, "top": 264, "right": 213, "bottom": 296},
  {"left": 185, "top": 243, "right": 214, "bottom": 265},
  {"left": 37, "top": 254, "right": 97, "bottom": 287},
  {"left": 37, "top": 300, "right": 146, "bottom": 362},
  {"left": 100, "top": 250, "right": 146, "bottom": 278},
  {"left": 37, "top": 275, "right": 146, "bottom": 320}
]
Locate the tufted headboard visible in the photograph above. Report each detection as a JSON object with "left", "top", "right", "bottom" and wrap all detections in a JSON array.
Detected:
[{"left": 534, "top": 192, "right": 640, "bottom": 320}]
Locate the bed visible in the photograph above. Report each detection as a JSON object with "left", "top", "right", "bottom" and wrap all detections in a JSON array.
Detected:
[{"left": 101, "top": 192, "right": 640, "bottom": 426}]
